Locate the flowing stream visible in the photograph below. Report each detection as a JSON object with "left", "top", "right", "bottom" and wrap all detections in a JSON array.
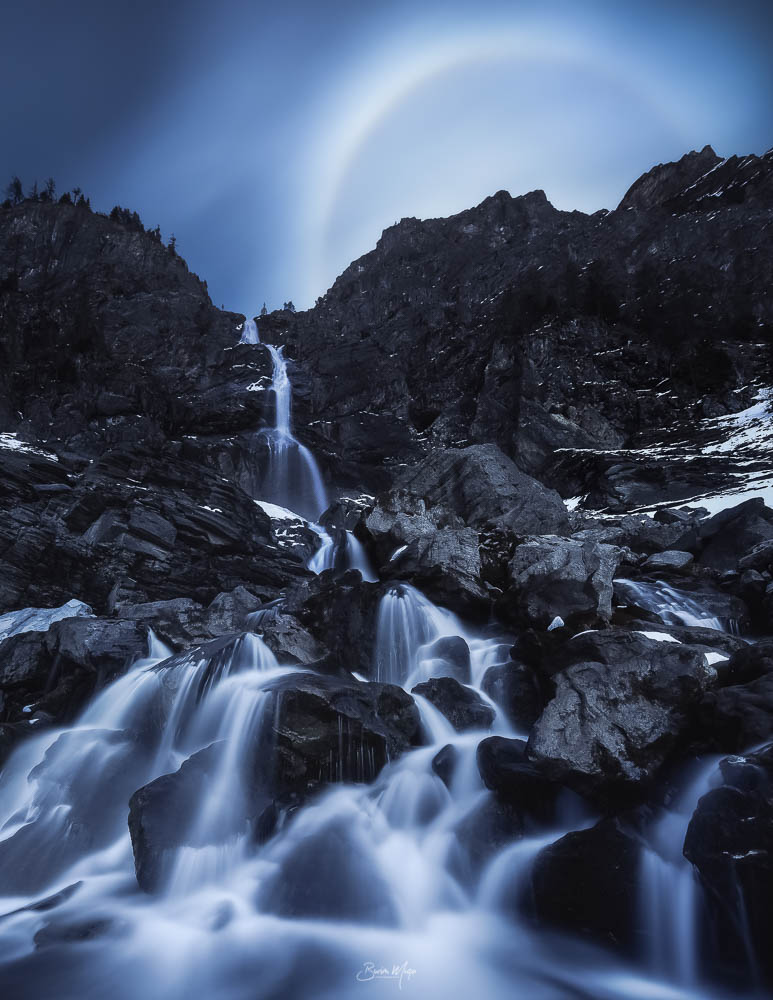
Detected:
[{"left": 0, "top": 337, "right": 759, "bottom": 999}]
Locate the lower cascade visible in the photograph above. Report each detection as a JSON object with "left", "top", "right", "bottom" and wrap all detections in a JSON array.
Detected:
[{"left": 0, "top": 572, "right": 763, "bottom": 999}]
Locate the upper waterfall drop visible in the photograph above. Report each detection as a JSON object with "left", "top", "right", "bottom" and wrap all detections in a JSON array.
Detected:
[
  {"left": 239, "top": 318, "right": 260, "bottom": 344},
  {"left": 250, "top": 340, "right": 327, "bottom": 522}
]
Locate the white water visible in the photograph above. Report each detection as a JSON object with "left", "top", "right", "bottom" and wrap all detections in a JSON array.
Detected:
[
  {"left": 0, "top": 586, "right": 743, "bottom": 999},
  {"left": 308, "top": 525, "right": 378, "bottom": 582},
  {"left": 253, "top": 343, "right": 327, "bottom": 521},
  {"left": 615, "top": 579, "right": 730, "bottom": 632},
  {"left": 238, "top": 318, "right": 259, "bottom": 344}
]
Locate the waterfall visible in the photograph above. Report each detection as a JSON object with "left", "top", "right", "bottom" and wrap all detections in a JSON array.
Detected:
[
  {"left": 615, "top": 578, "right": 730, "bottom": 631},
  {"left": 0, "top": 586, "right": 748, "bottom": 999},
  {"left": 239, "top": 318, "right": 260, "bottom": 344},
  {"left": 253, "top": 343, "right": 327, "bottom": 521},
  {"left": 308, "top": 525, "right": 378, "bottom": 582},
  {"left": 637, "top": 757, "right": 722, "bottom": 986}
]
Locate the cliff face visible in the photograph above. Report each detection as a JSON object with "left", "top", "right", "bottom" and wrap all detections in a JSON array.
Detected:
[{"left": 263, "top": 146, "right": 773, "bottom": 496}]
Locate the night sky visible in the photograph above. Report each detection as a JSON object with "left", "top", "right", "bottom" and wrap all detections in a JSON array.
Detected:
[{"left": 2, "top": 0, "right": 771, "bottom": 315}]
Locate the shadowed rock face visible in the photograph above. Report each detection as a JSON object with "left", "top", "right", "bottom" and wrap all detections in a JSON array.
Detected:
[
  {"left": 527, "top": 629, "right": 716, "bottom": 802},
  {"left": 684, "top": 746, "right": 773, "bottom": 989},
  {"left": 260, "top": 148, "right": 773, "bottom": 495}
]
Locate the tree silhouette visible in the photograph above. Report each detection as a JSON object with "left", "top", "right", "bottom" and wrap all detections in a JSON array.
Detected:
[{"left": 5, "top": 176, "right": 23, "bottom": 204}]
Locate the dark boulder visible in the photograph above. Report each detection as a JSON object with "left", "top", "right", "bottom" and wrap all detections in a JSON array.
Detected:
[
  {"left": 396, "top": 444, "right": 569, "bottom": 534},
  {"left": 528, "top": 819, "right": 644, "bottom": 956},
  {"left": 527, "top": 629, "right": 715, "bottom": 801},
  {"left": 675, "top": 498, "right": 773, "bottom": 573},
  {"left": 411, "top": 677, "right": 495, "bottom": 732},
  {"left": 128, "top": 743, "right": 226, "bottom": 893},
  {"left": 481, "top": 659, "right": 545, "bottom": 731},
  {"left": 477, "top": 737, "right": 562, "bottom": 824},
  {"left": 258, "top": 817, "right": 398, "bottom": 924},
  {"left": 502, "top": 536, "right": 622, "bottom": 630},
  {"left": 266, "top": 671, "right": 421, "bottom": 804},
  {"left": 683, "top": 746, "right": 773, "bottom": 989},
  {"left": 421, "top": 635, "right": 471, "bottom": 684}
]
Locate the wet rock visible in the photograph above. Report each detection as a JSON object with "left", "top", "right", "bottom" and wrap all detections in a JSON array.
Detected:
[
  {"left": 675, "top": 498, "right": 773, "bottom": 573},
  {"left": 477, "top": 737, "right": 561, "bottom": 823},
  {"left": 258, "top": 817, "right": 398, "bottom": 924},
  {"left": 528, "top": 819, "right": 643, "bottom": 956},
  {"left": 281, "top": 571, "right": 382, "bottom": 677},
  {"left": 384, "top": 526, "right": 489, "bottom": 617},
  {"left": 527, "top": 629, "right": 715, "bottom": 801},
  {"left": 128, "top": 743, "right": 226, "bottom": 893},
  {"left": 396, "top": 444, "right": 569, "bottom": 534},
  {"left": 411, "top": 677, "right": 495, "bottom": 732},
  {"left": 502, "top": 535, "right": 623, "bottom": 629},
  {"left": 266, "top": 672, "right": 421, "bottom": 803},
  {"left": 684, "top": 746, "right": 773, "bottom": 989},
  {"left": 642, "top": 550, "right": 694, "bottom": 572},
  {"left": 247, "top": 606, "right": 327, "bottom": 664},
  {"left": 481, "top": 659, "right": 545, "bottom": 731},
  {"left": 697, "top": 673, "right": 773, "bottom": 753},
  {"left": 431, "top": 744, "right": 458, "bottom": 788},
  {"left": 421, "top": 635, "right": 471, "bottom": 684}
]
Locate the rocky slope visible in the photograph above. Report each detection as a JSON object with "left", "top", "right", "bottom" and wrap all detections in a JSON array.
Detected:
[{"left": 0, "top": 149, "right": 772, "bottom": 998}]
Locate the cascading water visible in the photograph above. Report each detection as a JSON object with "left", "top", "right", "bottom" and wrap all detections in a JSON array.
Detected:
[
  {"left": 0, "top": 585, "right": 753, "bottom": 999},
  {"left": 238, "top": 317, "right": 260, "bottom": 344},
  {"left": 615, "top": 578, "right": 732, "bottom": 632},
  {"left": 254, "top": 343, "right": 327, "bottom": 521}
]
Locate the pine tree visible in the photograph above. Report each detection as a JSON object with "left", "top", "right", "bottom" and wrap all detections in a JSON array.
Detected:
[{"left": 5, "top": 176, "right": 23, "bottom": 204}]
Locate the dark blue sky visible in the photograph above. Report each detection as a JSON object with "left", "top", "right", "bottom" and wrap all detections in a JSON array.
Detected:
[{"left": 2, "top": 0, "right": 771, "bottom": 315}]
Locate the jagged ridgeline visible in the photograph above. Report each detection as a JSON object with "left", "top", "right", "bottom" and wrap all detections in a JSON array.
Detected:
[{"left": 0, "top": 148, "right": 772, "bottom": 1000}]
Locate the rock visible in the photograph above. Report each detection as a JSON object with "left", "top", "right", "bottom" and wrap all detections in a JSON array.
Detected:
[
  {"left": 528, "top": 819, "right": 643, "bottom": 956},
  {"left": 266, "top": 672, "right": 421, "bottom": 804},
  {"left": 0, "top": 599, "right": 93, "bottom": 642},
  {"left": 642, "top": 550, "right": 694, "bottom": 572},
  {"left": 697, "top": 671, "right": 773, "bottom": 753},
  {"left": 719, "top": 639, "right": 773, "bottom": 686},
  {"left": 527, "top": 629, "right": 715, "bottom": 801},
  {"left": 481, "top": 660, "right": 544, "bottom": 731},
  {"left": 502, "top": 535, "right": 623, "bottom": 629},
  {"left": 675, "top": 498, "right": 773, "bottom": 572},
  {"left": 129, "top": 743, "right": 226, "bottom": 893},
  {"left": 383, "top": 526, "right": 489, "bottom": 617},
  {"left": 477, "top": 737, "right": 561, "bottom": 823},
  {"left": 396, "top": 444, "right": 570, "bottom": 534},
  {"left": 411, "top": 677, "right": 495, "bottom": 732},
  {"left": 281, "top": 571, "right": 382, "bottom": 677},
  {"left": 738, "top": 538, "right": 773, "bottom": 573},
  {"left": 431, "top": 744, "right": 458, "bottom": 788},
  {"left": 258, "top": 817, "right": 398, "bottom": 924},
  {"left": 247, "top": 606, "right": 327, "bottom": 664},
  {"left": 684, "top": 746, "right": 773, "bottom": 988},
  {"left": 419, "top": 636, "right": 471, "bottom": 684}
]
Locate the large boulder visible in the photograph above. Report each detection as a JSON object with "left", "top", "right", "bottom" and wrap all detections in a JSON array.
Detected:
[
  {"left": 266, "top": 671, "right": 421, "bottom": 803},
  {"left": 258, "top": 816, "right": 398, "bottom": 925},
  {"left": 477, "top": 737, "right": 562, "bottom": 824},
  {"left": 502, "top": 535, "right": 623, "bottom": 629},
  {"left": 527, "top": 629, "right": 715, "bottom": 801},
  {"left": 0, "top": 616, "right": 148, "bottom": 724},
  {"left": 481, "top": 659, "right": 545, "bottom": 732},
  {"left": 527, "top": 819, "right": 644, "bottom": 956},
  {"left": 396, "top": 444, "right": 570, "bottom": 534},
  {"left": 383, "top": 526, "right": 489, "bottom": 617},
  {"left": 128, "top": 743, "right": 225, "bottom": 893},
  {"left": 684, "top": 746, "right": 773, "bottom": 989},
  {"left": 411, "top": 677, "right": 495, "bottom": 732},
  {"left": 675, "top": 498, "right": 773, "bottom": 572}
]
